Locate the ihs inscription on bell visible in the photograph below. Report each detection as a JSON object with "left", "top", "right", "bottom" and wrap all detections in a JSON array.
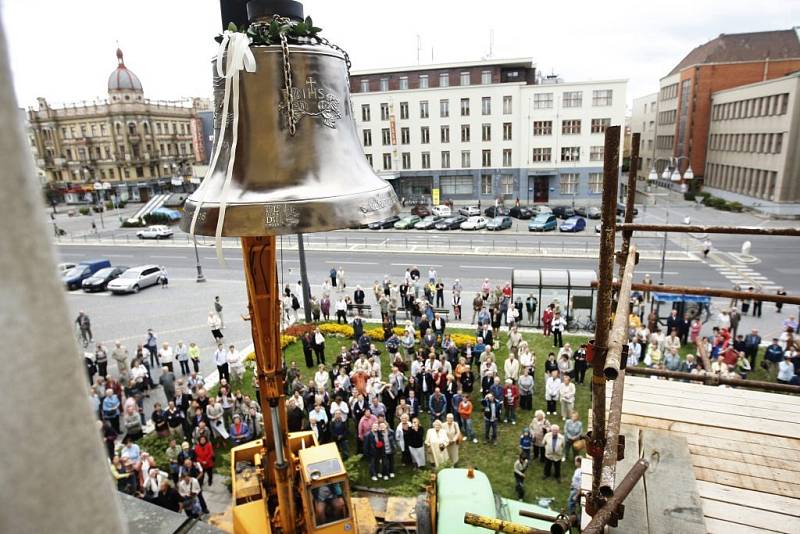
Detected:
[{"left": 280, "top": 76, "right": 342, "bottom": 129}]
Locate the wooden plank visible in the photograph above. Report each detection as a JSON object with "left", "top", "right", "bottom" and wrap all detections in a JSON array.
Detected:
[
  {"left": 704, "top": 516, "right": 783, "bottom": 534},
  {"left": 688, "top": 444, "right": 800, "bottom": 473},
  {"left": 691, "top": 453, "right": 800, "bottom": 485},
  {"left": 352, "top": 497, "right": 378, "bottom": 534},
  {"left": 384, "top": 497, "right": 417, "bottom": 524},
  {"left": 622, "top": 375, "right": 800, "bottom": 406},
  {"left": 696, "top": 480, "right": 800, "bottom": 518},
  {"left": 684, "top": 432, "right": 800, "bottom": 462},
  {"left": 700, "top": 498, "right": 794, "bottom": 533},
  {"left": 618, "top": 380, "right": 797, "bottom": 412},
  {"left": 610, "top": 427, "right": 648, "bottom": 533},
  {"left": 640, "top": 429, "right": 706, "bottom": 534},
  {"left": 693, "top": 467, "right": 800, "bottom": 499}
]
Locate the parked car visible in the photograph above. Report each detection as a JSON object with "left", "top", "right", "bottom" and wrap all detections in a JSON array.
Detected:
[
  {"left": 63, "top": 259, "right": 112, "bottom": 290},
  {"left": 509, "top": 206, "right": 533, "bottom": 219},
  {"left": 484, "top": 206, "right": 510, "bottom": 217},
  {"left": 552, "top": 206, "right": 576, "bottom": 219},
  {"left": 458, "top": 205, "right": 481, "bottom": 217},
  {"left": 368, "top": 215, "right": 401, "bottom": 229},
  {"left": 616, "top": 205, "right": 640, "bottom": 217},
  {"left": 595, "top": 216, "right": 624, "bottom": 234},
  {"left": 411, "top": 205, "right": 432, "bottom": 217},
  {"left": 136, "top": 225, "right": 173, "bottom": 239},
  {"left": 575, "top": 206, "right": 601, "bottom": 219},
  {"left": 394, "top": 215, "right": 422, "bottom": 229},
  {"left": 107, "top": 265, "right": 163, "bottom": 294},
  {"left": 559, "top": 216, "right": 587, "bottom": 232},
  {"left": 528, "top": 214, "right": 558, "bottom": 232},
  {"left": 486, "top": 216, "right": 513, "bottom": 231},
  {"left": 461, "top": 216, "right": 487, "bottom": 230},
  {"left": 57, "top": 262, "right": 77, "bottom": 275},
  {"left": 414, "top": 216, "right": 441, "bottom": 230},
  {"left": 530, "top": 205, "right": 553, "bottom": 215},
  {"left": 434, "top": 215, "right": 467, "bottom": 230},
  {"left": 81, "top": 266, "right": 128, "bottom": 292},
  {"left": 431, "top": 204, "right": 452, "bottom": 217}
]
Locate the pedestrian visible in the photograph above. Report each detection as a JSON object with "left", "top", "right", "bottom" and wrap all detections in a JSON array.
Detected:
[
  {"left": 188, "top": 342, "right": 201, "bottom": 373},
  {"left": 425, "top": 419, "right": 449, "bottom": 468},
  {"left": 214, "top": 341, "right": 229, "bottom": 382},
  {"left": 776, "top": 288, "right": 787, "bottom": 313},
  {"left": 567, "top": 457, "right": 583, "bottom": 515},
  {"left": 112, "top": 341, "right": 129, "bottom": 379},
  {"left": 702, "top": 239, "right": 712, "bottom": 259},
  {"left": 513, "top": 453, "right": 529, "bottom": 500},
  {"left": 559, "top": 376, "right": 576, "bottom": 420},
  {"left": 335, "top": 297, "right": 347, "bottom": 324},
  {"left": 75, "top": 310, "right": 93, "bottom": 346},
  {"left": 213, "top": 296, "right": 224, "bottom": 328},
  {"left": 502, "top": 379, "right": 518, "bottom": 424},
  {"left": 159, "top": 367, "right": 176, "bottom": 402},
  {"left": 208, "top": 312, "right": 223, "bottom": 342},
  {"left": 443, "top": 413, "right": 462, "bottom": 465},
  {"left": 364, "top": 422, "right": 384, "bottom": 481},
  {"left": 472, "top": 294, "right": 484, "bottom": 324},
  {"left": 545, "top": 370, "right": 560, "bottom": 415},
  {"left": 313, "top": 327, "right": 326, "bottom": 365},
  {"left": 406, "top": 417, "right": 426, "bottom": 468},
  {"left": 752, "top": 286, "right": 763, "bottom": 317},
  {"left": 145, "top": 329, "right": 159, "bottom": 368},
  {"left": 320, "top": 294, "right": 331, "bottom": 321},
  {"left": 518, "top": 367, "right": 533, "bottom": 410},
  {"left": 301, "top": 332, "right": 315, "bottom": 368},
  {"left": 564, "top": 411, "right": 583, "bottom": 459},
  {"left": 481, "top": 392, "right": 501, "bottom": 444},
  {"left": 543, "top": 424, "right": 565, "bottom": 481},
  {"left": 329, "top": 267, "right": 337, "bottom": 288},
  {"left": 530, "top": 410, "right": 550, "bottom": 463},
  {"left": 337, "top": 266, "right": 346, "bottom": 291},
  {"left": 573, "top": 344, "right": 588, "bottom": 385},
  {"left": 159, "top": 267, "right": 169, "bottom": 288},
  {"left": 542, "top": 305, "right": 554, "bottom": 337},
  {"left": 159, "top": 342, "right": 174, "bottom": 373},
  {"left": 525, "top": 294, "right": 538, "bottom": 325},
  {"left": 551, "top": 312, "right": 566, "bottom": 348},
  {"left": 95, "top": 343, "right": 109, "bottom": 379}
]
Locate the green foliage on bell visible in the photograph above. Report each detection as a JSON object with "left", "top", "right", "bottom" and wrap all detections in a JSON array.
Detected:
[{"left": 218, "top": 16, "right": 323, "bottom": 45}]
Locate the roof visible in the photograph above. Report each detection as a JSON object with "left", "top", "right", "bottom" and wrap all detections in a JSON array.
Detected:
[
  {"left": 351, "top": 57, "right": 534, "bottom": 76},
  {"left": 669, "top": 29, "right": 800, "bottom": 75},
  {"left": 108, "top": 48, "right": 143, "bottom": 92}
]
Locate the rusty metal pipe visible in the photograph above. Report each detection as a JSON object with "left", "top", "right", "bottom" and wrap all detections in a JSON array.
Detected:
[
  {"left": 463, "top": 512, "right": 550, "bottom": 534},
  {"left": 590, "top": 125, "right": 621, "bottom": 504},
  {"left": 620, "top": 133, "right": 639, "bottom": 264},
  {"left": 624, "top": 366, "right": 800, "bottom": 393},
  {"left": 583, "top": 459, "right": 650, "bottom": 534},
  {"left": 518, "top": 510, "right": 577, "bottom": 534},
  {"left": 605, "top": 246, "right": 636, "bottom": 380},
  {"left": 619, "top": 223, "right": 800, "bottom": 236},
  {"left": 591, "top": 281, "right": 800, "bottom": 305},
  {"left": 600, "top": 369, "right": 626, "bottom": 497}
]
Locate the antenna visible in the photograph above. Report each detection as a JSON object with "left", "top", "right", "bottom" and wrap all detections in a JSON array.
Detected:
[{"left": 416, "top": 34, "right": 422, "bottom": 65}]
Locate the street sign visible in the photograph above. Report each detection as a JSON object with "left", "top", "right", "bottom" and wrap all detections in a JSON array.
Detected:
[{"left": 432, "top": 188, "right": 440, "bottom": 205}]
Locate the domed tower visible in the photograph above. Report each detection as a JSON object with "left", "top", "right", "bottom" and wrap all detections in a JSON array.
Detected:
[{"left": 107, "top": 47, "right": 143, "bottom": 102}]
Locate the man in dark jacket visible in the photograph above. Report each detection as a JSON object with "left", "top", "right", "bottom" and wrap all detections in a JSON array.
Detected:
[
  {"left": 744, "top": 329, "right": 761, "bottom": 368},
  {"left": 764, "top": 338, "right": 785, "bottom": 378},
  {"left": 363, "top": 422, "right": 384, "bottom": 481},
  {"left": 666, "top": 309, "right": 680, "bottom": 337},
  {"left": 330, "top": 410, "right": 349, "bottom": 459},
  {"left": 353, "top": 316, "right": 364, "bottom": 341},
  {"left": 429, "top": 388, "right": 447, "bottom": 422},
  {"left": 481, "top": 392, "right": 502, "bottom": 444},
  {"left": 354, "top": 286, "right": 366, "bottom": 305}
]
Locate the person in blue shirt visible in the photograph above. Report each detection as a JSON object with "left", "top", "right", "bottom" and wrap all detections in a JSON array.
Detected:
[
  {"left": 764, "top": 338, "right": 785, "bottom": 379},
  {"left": 229, "top": 414, "right": 251, "bottom": 445},
  {"left": 472, "top": 338, "right": 486, "bottom": 366},
  {"left": 519, "top": 428, "right": 533, "bottom": 460},
  {"left": 429, "top": 388, "right": 447, "bottom": 423},
  {"left": 102, "top": 389, "right": 121, "bottom": 433}
]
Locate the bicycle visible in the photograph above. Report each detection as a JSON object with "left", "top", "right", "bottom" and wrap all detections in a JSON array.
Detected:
[{"left": 566, "top": 316, "right": 596, "bottom": 333}]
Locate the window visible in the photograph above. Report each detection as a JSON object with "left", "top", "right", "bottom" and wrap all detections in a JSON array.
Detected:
[
  {"left": 656, "top": 135, "right": 674, "bottom": 149},
  {"left": 561, "top": 146, "right": 580, "bottom": 162},
  {"left": 461, "top": 150, "right": 471, "bottom": 168},
  {"left": 441, "top": 151, "right": 450, "bottom": 168},
  {"left": 534, "top": 93, "right": 553, "bottom": 109},
  {"left": 362, "top": 129, "right": 372, "bottom": 146},
  {"left": 563, "top": 91, "right": 582, "bottom": 108},
  {"left": 560, "top": 173, "right": 579, "bottom": 194},
  {"left": 380, "top": 78, "right": 389, "bottom": 91},
  {"left": 481, "top": 70, "right": 492, "bottom": 84},
  {"left": 382, "top": 128, "right": 391, "bottom": 145},
  {"left": 533, "top": 121, "right": 552, "bottom": 135},
  {"left": 401, "top": 152, "right": 411, "bottom": 169},
  {"left": 532, "top": 147, "right": 551, "bottom": 162},
  {"left": 482, "top": 96, "right": 492, "bottom": 115},
  {"left": 562, "top": 120, "right": 581, "bottom": 134},
  {"left": 419, "top": 101, "right": 429, "bottom": 119},
  {"left": 591, "top": 118, "right": 610, "bottom": 133},
  {"left": 660, "top": 83, "right": 678, "bottom": 101},
  {"left": 592, "top": 89, "right": 613, "bottom": 106},
  {"left": 502, "top": 149, "right": 512, "bottom": 167},
  {"left": 774, "top": 133, "right": 783, "bottom": 154},
  {"left": 361, "top": 104, "right": 371, "bottom": 122},
  {"left": 365, "top": 153, "right": 373, "bottom": 166},
  {"left": 441, "top": 176, "right": 473, "bottom": 195},
  {"left": 481, "top": 174, "right": 492, "bottom": 195},
  {"left": 439, "top": 73, "right": 449, "bottom": 87},
  {"left": 460, "top": 72, "right": 470, "bottom": 86},
  {"left": 503, "top": 96, "right": 512, "bottom": 114},
  {"left": 588, "top": 173, "right": 603, "bottom": 193},
  {"left": 658, "top": 110, "right": 676, "bottom": 125},
  {"left": 419, "top": 74, "right": 429, "bottom": 89},
  {"left": 589, "top": 146, "right": 604, "bottom": 161},
  {"left": 482, "top": 149, "right": 491, "bottom": 167},
  {"left": 460, "top": 98, "right": 470, "bottom": 116},
  {"left": 380, "top": 103, "right": 390, "bottom": 121},
  {"left": 482, "top": 123, "right": 491, "bottom": 142},
  {"left": 400, "top": 127, "right": 410, "bottom": 144},
  {"left": 440, "top": 99, "right": 449, "bottom": 117},
  {"left": 400, "top": 102, "right": 409, "bottom": 120},
  {"left": 421, "top": 152, "right": 431, "bottom": 169},
  {"left": 399, "top": 76, "right": 409, "bottom": 90},
  {"left": 503, "top": 122, "right": 512, "bottom": 141},
  {"left": 382, "top": 153, "right": 392, "bottom": 170},
  {"left": 440, "top": 125, "right": 450, "bottom": 143},
  {"left": 500, "top": 174, "right": 514, "bottom": 195},
  {"left": 420, "top": 126, "right": 430, "bottom": 144},
  {"left": 461, "top": 124, "right": 471, "bottom": 142}
]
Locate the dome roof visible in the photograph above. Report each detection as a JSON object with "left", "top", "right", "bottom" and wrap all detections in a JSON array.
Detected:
[{"left": 107, "top": 48, "right": 143, "bottom": 92}]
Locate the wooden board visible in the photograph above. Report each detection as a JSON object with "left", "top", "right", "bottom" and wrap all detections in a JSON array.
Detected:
[
  {"left": 704, "top": 516, "right": 784, "bottom": 534},
  {"left": 352, "top": 497, "right": 378, "bottom": 534},
  {"left": 683, "top": 433, "right": 800, "bottom": 463},
  {"left": 693, "top": 467, "right": 800, "bottom": 499},
  {"left": 640, "top": 429, "right": 706, "bottom": 534},
  {"left": 700, "top": 497, "right": 796, "bottom": 533},
  {"left": 621, "top": 375, "right": 800, "bottom": 406},
  {"left": 695, "top": 480, "right": 800, "bottom": 518},
  {"left": 610, "top": 427, "right": 648, "bottom": 533},
  {"left": 384, "top": 497, "right": 418, "bottom": 524}
]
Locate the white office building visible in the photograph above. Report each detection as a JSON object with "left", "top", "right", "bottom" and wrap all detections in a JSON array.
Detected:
[
  {"left": 630, "top": 92, "right": 658, "bottom": 184},
  {"left": 349, "top": 58, "right": 627, "bottom": 205}
]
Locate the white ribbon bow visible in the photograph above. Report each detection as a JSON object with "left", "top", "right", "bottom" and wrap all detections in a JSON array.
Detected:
[{"left": 188, "top": 31, "right": 256, "bottom": 266}]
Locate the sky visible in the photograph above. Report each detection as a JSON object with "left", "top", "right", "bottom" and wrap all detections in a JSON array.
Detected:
[{"left": 3, "top": 0, "right": 798, "bottom": 111}]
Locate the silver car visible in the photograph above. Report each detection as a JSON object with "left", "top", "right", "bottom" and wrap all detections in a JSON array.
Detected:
[{"left": 107, "top": 264, "right": 162, "bottom": 294}]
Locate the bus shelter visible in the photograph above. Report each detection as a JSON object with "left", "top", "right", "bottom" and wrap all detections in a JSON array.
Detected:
[
  {"left": 512, "top": 269, "right": 598, "bottom": 327},
  {"left": 653, "top": 292, "right": 712, "bottom": 324}
]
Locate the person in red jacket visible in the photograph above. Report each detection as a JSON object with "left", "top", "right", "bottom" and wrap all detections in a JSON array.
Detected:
[
  {"left": 542, "top": 305, "right": 554, "bottom": 337},
  {"left": 193, "top": 435, "right": 215, "bottom": 486},
  {"left": 502, "top": 379, "right": 519, "bottom": 425}
]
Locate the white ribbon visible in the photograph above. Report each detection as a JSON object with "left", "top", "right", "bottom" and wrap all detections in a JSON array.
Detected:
[{"left": 188, "top": 31, "right": 256, "bottom": 266}]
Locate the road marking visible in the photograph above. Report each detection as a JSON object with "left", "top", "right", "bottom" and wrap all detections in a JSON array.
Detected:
[
  {"left": 106, "top": 254, "right": 134, "bottom": 258},
  {"left": 150, "top": 255, "right": 186, "bottom": 259},
  {"left": 390, "top": 263, "right": 443, "bottom": 268},
  {"left": 66, "top": 290, "right": 111, "bottom": 297},
  {"left": 203, "top": 256, "right": 242, "bottom": 261},
  {"left": 324, "top": 261, "right": 378, "bottom": 265},
  {"left": 459, "top": 265, "right": 512, "bottom": 270},
  {"left": 637, "top": 271, "right": 679, "bottom": 275}
]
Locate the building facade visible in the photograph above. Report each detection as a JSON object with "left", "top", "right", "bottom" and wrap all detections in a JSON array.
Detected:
[
  {"left": 27, "top": 48, "right": 210, "bottom": 203},
  {"left": 349, "top": 58, "right": 626, "bottom": 205},
  {"left": 630, "top": 92, "right": 658, "bottom": 183},
  {"left": 704, "top": 72, "right": 800, "bottom": 214}
]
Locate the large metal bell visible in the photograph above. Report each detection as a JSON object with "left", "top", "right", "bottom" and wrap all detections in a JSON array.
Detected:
[{"left": 182, "top": 44, "right": 399, "bottom": 237}]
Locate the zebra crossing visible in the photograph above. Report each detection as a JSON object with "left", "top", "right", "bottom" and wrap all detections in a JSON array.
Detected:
[{"left": 708, "top": 253, "right": 781, "bottom": 291}]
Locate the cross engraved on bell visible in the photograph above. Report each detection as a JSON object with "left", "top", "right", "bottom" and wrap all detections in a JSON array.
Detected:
[
  {"left": 280, "top": 77, "right": 342, "bottom": 129},
  {"left": 264, "top": 204, "right": 301, "bottom": 229}
]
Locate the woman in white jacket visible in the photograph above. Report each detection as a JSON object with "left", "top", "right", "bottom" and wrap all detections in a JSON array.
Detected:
[{"left": 545, "top": 370, "right": 561, "bottom": 416}]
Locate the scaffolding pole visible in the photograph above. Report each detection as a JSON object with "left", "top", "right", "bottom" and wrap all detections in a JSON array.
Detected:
[
  {"left": 624, "top": 366, "right": 800, "bottom": 393},
  {"left": 604, "top": 246, "right": 637, "bottom": 380},
  {"left": 600, "top": 368, "right": 626, "bottom": 497},
  {"left": 583, "top": 459, "right": 650, "bottom": 534},
  {"left": 620, "top": 223, "right": 800, "bottom": 236},
  {"left": 620, "top": 133, "right": 639, "bottom": 265}
]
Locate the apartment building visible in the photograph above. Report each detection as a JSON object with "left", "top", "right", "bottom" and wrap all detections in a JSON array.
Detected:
[
  {"left": 631, "top": 92, "right": 658, "bottom": 183},
  {"left": 349, "top": 58, "right": 626, "bottom": 205}
]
